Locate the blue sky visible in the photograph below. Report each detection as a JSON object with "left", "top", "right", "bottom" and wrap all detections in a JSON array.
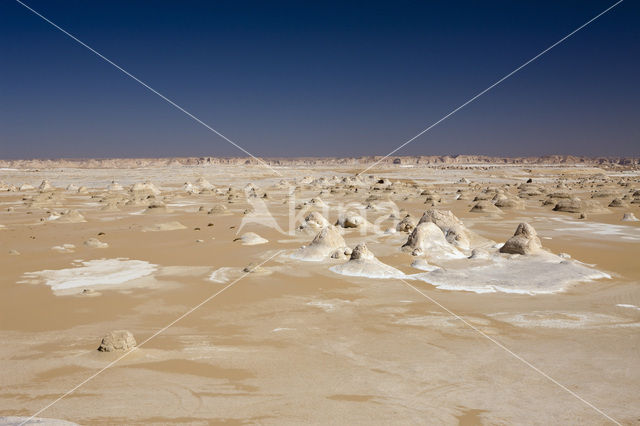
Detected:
[{"left": 1, "top": 0, "right": 638, "bottom": 158}]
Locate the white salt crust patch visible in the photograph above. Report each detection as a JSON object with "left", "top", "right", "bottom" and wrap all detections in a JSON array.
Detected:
[
  {"left": 327, "top": 251, "right": 610, "bottom": 295},
  {"left": 547, "top": 217, "right": 640, "bottom": 241},
  {"left": 306, "top": 301, "right": 336, "bottom": 312},
  {"left": 489, "top": 311, "right": 639, "bottom": 329},
  {"left": 0, "top": 416, "right": 79, "bottom": 425},
  {"left": 20, "top": 258, "right": 157, "bottom": 294},
  {"left": 616, "top": 304, "right": 640, "bottom": 311},
  {"left": 330, "top": 257, "right": 405, "bottom": 279},
  {"left": 412, "top": 253, "right": 611, "bottom": 295},
  {"left": 209, "top": 267, "right": 236, "bottom": 283}
]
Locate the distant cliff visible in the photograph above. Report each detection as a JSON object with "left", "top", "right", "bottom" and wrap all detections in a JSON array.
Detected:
[{"left": 0, "top": 155, "right": 638, "bottom": 169}]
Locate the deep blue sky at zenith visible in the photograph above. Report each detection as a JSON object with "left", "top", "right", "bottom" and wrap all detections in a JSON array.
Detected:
[{"left": 1, "top": 0, "right": 638, "bottom": 159}]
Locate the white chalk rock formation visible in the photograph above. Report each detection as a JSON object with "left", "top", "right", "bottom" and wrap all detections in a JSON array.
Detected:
[
  {"left": 19, "top": 184, "right": 35, "bottom": 191},
  {"left": 183, "top": 181, "right": 198, "bottom": 194},
  {"left": 608, "top": 198, "right": 627, "bottom": 208},
  {"left": 208, "top": 204, "right": 228, "bottom": 215},
  {"left": 56, "top": 210, "right": 86, "bottom": 223},
  {"left": 293, "top": 225, "right": 347, "bottom": 261},
  {"left": 130, "top": 181, "right": 161, "bottom": 195},
  {"left": 196, "top": 177, "right": 214, "bottom": 191},
  {"left": 39, "top": 179, "right": 53, "bottom": 192},
  {"left": 469, "top": 248, "right": 490, "bottom": 260},
  {"left": 331, "top": 243, "right": 405, "bottom": 278},
  {"left": 306, "top": 197, "right": 327, "bottom": 208},
  {"left": 107, "top": 181, "right": 124, "bottom": 191},
  {"left": 98, "top": 330, "right": 136, "bottom": 352},
  {"left": 493, "top": 194, "right": 525, "bottom": 209},
  {"left": 499, "top": 223, "right": 542, "bottom": 255},
  {"left": 418, "top": 209, "right": 471, "bottom": 249},
  {"left": 470, "top": 200, "right": 502, "bottom": 214},
  {"left": 234, "top": 232, "right": 269, "bottom": 245},
  {"left": 553, "top": 198, "right": 608, "bottom": 214},
  {"left": 84, "top": 237, "right": 109, "bottom": 248},
  {"left": 336, "top": 212, "right": 368, "bottom": 229},
  {"left": 396, "top": 214, "right": 416, "bottom": 233},
  {"left": 299, "top": 211, "right": 330, "bottom": 231},
  {"left": 143, "top": 201, "right": 170, "bottom": 214},
  {"left": 422, "top": 190, "right": 441, "bottom": 205},
  {"left": 402, "top": 222, "right": 464, "bottom": 258},
  {"left": 52, "top": 244, "right": 75, "bottom": 253}
]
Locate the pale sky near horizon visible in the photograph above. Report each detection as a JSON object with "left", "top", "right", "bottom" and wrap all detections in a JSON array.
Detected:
[{"left": 1, "top": 0, "right": 638, "bottom": 159}]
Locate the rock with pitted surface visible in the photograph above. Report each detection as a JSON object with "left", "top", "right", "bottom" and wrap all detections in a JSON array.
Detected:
[
  {"left": 336, "top": 212, "right": 368, "bottom": 229},
  {"left": 56, "top": 209, "right": 86, "bottom": 223},
  {"left": 553, "top": 198, "right": 609, "bottom": 214},
  {"left": 196, "top": 177, "right": 214, "bottom": 191},
  {"left": 349, "top": 242, "right": 374, "bottom": 260},
  {"left": 418, "top": 209, "right": 471, "bottom": 248},
  {"left": 470, "top": 200, "right": 502, "bottom": 214},
  {"left": 234, "top": 232, "right": 268, "bottom": 245},
  {"left": 402, "top": 222, "right": 464, "bottom": 258},
  {"left": 130, "top": 181, "right": 161, "bottom": 195},
  {"left": 39, "top": 179, "right": 53, "bottom": 192},
  {"left": 608, "top": 198, "right": 627, "bottom": 208},
  {"left": 299, "top": 211, "right": 330, "bottom": 231},
  {"left": 396, "top": 214, "right": 416, "bottom": 233},
  {"left": 493, "top": 194, "right": 525, "bottom": 209},
  {"left": 330, "top": 242, "right": 405, "bottom": 278},
  {"left": 98, "top": 330, "right": 136, "bottom": 352},
  {"left": 499, "top": 223, "right": 542, "bottom": 255},
  {"left": 293, "top": 225, "right": 347, "bottom": 261}
]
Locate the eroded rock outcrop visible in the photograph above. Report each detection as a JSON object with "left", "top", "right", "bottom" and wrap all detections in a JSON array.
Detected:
[
  {"left": 336, "top": 212, "right": 368, "bottom": 229},
  {"left": 396, "top": 214, "right": 416, "bottom": 233},
  {"left": 553, "top": 198, "right": 608, "bottom": 214},
  {"left": 402, "top": 222, "right": 463, "bottom": 258},
  {"left": 98, "top": 330, "right": 136, "bottom": 352},
  {"left": 330, "top": 243, "right": 405, "bottom": 278},
  {"left": 234, "top": 232, "right": 269, "bottom": 245},
  {"left": 499, "top": 223, "right": 542, "bottom": 255},
  {"left": 293, "top": 225, "right": 347, "bottom": 261},
  {"left": 299, "top": 211, "right": 330, "bottom": 231},
  {"left": 470, "top": 200, "right": 502, "bottom": 214},
  {"left": 418, "top": 209, "right": 471, "bottom": 248}
]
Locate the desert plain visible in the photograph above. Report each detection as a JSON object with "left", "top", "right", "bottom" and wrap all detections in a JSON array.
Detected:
[{"left": 0, "top": 156, "right": 639, "bottom": 425}]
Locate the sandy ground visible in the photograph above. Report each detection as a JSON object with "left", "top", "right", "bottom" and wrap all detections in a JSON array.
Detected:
[{"left": 0, "top": 163, "right": 639, "bottom": 425}]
